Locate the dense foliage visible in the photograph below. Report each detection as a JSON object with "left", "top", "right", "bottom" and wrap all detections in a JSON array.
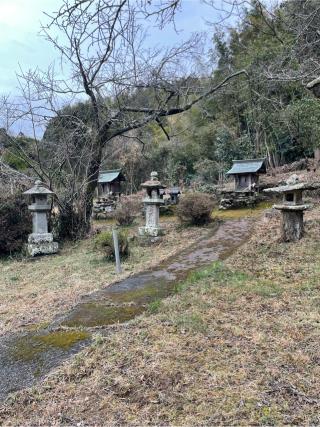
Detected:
[
  {"left": 94, "top": 230, "right": 130, "bottom": 260},
  {"left": 0, "top": 194, "right": 32, "bottom": 256},
  {"left": 176, "top": 192, "right": 214, "bottom": 225},
  {"left": 55, "top": 0, "right": 320, "bottom": 192}
]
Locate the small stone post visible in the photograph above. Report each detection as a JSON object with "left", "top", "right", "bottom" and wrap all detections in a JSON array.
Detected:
[
  {"left": 112, "top": 228, "right": 122, "bottom": 274},
  {"left": 139, "top": 171, "right": 166, "bottom": 237},
  {"left": 23, "top": 180, "right": 58, "bottom": 256}
]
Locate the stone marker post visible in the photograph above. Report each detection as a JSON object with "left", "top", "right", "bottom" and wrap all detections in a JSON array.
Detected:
[
  {"left": 112, "top": 228, "right": 122, "bottom": 274},
  {"left": 139, "top": 171, "right": 166, "bottom": 237},
  {"left": 23, "top": 180, "right": 58, "bottom": 256}
]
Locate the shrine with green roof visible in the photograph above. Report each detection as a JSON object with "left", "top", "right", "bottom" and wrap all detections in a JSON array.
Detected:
[
  {"left": 226, "top": 158, "right": 267, "bottom": 192},
  {"left": 97, "top": 169, "right": 126, "bottom": 197}
]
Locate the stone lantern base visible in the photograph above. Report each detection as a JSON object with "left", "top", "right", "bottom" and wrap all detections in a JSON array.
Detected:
[
  {"left": 138, "top": 226, "right": 164, "bottom": 237},
  {"left": 274, "top": 204, "right": 309, "bottom": 242},
  {"left": 25, "top": 233, "right": 58, "bottom": 257}
]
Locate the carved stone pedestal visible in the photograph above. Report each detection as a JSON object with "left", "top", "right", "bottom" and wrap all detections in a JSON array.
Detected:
[
  {"left": 139, "top": 202, "right": 164, "bottom": 237},
  {"left": 26, "top": 233, "right": 59, "bottom": 257}
]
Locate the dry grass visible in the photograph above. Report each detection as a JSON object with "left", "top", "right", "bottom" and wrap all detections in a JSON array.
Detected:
[
  {"left": 1, "top": 204, "right": 320, "bottom": 425},
  {"left": 0, "top": 217, "right": 211, "bottom": 336}
]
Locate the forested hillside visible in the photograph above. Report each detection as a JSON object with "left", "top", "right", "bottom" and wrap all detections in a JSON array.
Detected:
[
  {"left": 1, "top": 0, "right": 320, "bottom": 236},
  {"left": 30, "top": 0, "right": 319, "bottom": 195}
]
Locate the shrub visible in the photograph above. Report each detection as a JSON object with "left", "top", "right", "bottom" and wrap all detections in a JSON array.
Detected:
[
  {"left": 53, "top": 202, "right": 86, "bottom": 241},
  {"left": 94, "top": 229, "right": 130, "bottom": 260},
  {"left": 0, "top": 194, "right": 32, "bottom": 256},
  {"left": 160, "top": 204, "right": 176, "bottom": 216},
  {"left": 2, "top": 151, "right": 29, "bottom": 171},
  {"left": 114, "top": 195, "right": 141, "bottom": 226},
  {"left": 176, "top": 192, "right": 214, "bottom": 225}
]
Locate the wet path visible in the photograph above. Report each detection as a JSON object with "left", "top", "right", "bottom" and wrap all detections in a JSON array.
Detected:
[{"left": 0, "top": 218, "right": 251, "bottom": 401}]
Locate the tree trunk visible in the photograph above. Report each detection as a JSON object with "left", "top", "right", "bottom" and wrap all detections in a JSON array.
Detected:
[
  {"left": 281, "top": 210, "right": 304, "bottom": 242},
  {"left": 57, "top": 134, "right": 104, "bottom": 240},
  {"left": 83, "top": 142, "right": 103, "bottom": 231}
]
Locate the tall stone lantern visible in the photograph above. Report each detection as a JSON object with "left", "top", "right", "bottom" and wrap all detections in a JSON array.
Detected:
[
  {"left": 23, "top": 180, "right": 58, "bottom": 256},
  {"left": 139, "top": 171, "right": 166, "bottom": 237}
]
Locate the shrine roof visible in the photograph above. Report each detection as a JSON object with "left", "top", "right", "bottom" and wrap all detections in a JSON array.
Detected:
[
  {"left": 227, "top": 158, "right": 266, "bottom": 175},
  {"left": 98, "top": 169, "right": 125, "bottom": 183}
]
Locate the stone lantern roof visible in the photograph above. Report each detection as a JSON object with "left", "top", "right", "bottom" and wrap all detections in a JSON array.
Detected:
[
  {"left": 264, "top": 176, "right": 320, "bottom": 195},
  {"left": 141, "top": 172, "right": 166, "bottom": 190},
  {"left": 264, "top": 175, "right": 320, "bottom": 212},
  {"left": 264, "top": 182, "right": 320, "bottom": 194},
  {"left": 23, "top": 180, "right": 55, "bottom": 196}
]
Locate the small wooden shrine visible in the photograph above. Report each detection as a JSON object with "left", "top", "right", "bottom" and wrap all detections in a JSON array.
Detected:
[
  {"left": 219, "top": 158, "right": 267, "bottom": 209},
  {"left": 227, "top": 158, "right": 267, "bottom": 191},
  {"left": 168, "top": 187, "right": 181, "bottom": 204},
  {"left": 159, "top": 186, "right": 181, "bottom": 205},
  {"left": 264, "top": 175, "right": 320, "bottom": 241},
  {"left": 93, "top": 169, "right": 126, "bottom": 218},
  {"left": 98, "top": 169, "right": 125, "bottom": 197}
]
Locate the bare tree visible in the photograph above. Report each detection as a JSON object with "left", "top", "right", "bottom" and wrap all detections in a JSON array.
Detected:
[{"left": 11, "top": 0, "right": 247, "bottom": 238}]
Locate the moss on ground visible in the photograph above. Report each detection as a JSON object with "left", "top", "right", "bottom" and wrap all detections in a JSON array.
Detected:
[
  {"left": 62, "top": 303, "right": 145, "bottom": 328},
  {"left": 0, "top": 217, "right": 210, "bottom": 336},
  {"left": 10, "top": 330, "right": 90, "bottom": 362},
  {"left": 1, "top": 207, "right": 320, "bottom": 424},
  {"left": 212, "top": 201, "right": 274, "bottom": 220}
]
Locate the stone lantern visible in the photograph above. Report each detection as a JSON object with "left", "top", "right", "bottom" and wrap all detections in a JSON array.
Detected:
[
  {"left": 23, "top": 180, "right": 58, "bottom": 256},
  {"left": 139, "top": 171, "right": 166, "bottom": 237},
  {"left": 264, "top": 175, "right": 320, "bottom": 242}
]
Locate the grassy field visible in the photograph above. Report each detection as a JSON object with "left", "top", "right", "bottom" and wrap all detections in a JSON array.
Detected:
[
  {"left": 0, "top": 217, "right": 212, "bottom": 336},
  {"left": 1, "top": 206, "right": 320, "bottom": 425}
]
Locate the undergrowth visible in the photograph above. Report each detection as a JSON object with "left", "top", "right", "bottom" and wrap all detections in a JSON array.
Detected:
[
  {"left": 2, "top": 213, "right": 320, "bottom": 425},
  {"left": 174, "top": 261, "right": 280, "bottom": 299}
]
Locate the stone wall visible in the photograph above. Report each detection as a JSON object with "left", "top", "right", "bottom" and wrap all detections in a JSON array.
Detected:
[
  {"left": 92, "top": 198, "right": 116, "bottom": 219},
  {"left": 219, "top": 190, "right": 270, "bottom": 210},
  {"left": 219, "top": 191, "right": 257, "bottom": 209}
]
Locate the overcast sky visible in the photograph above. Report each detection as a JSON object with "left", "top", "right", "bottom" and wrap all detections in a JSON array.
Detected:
[
  {"left": 0, "top": 0, "right": 56, "bottom": 93},
  {"left": 0, "top": 0, "right": 227, "bottom": 135},
  {"left": 0, "top": 0, "right": 223, "bottom": 95}
]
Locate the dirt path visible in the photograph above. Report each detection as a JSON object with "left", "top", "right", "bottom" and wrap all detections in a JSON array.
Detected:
[{"left": 0, "top": 218, "right": 251, "bottom": 402}]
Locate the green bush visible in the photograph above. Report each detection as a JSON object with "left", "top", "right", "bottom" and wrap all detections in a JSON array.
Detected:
[
  {"left": 94, "top": 229, "right": 130, "bottom": 260},
  {"left": 0, "top": 194, "right": 32, "bottom": 256},
  {"left": 176, "top": 192, "right": 214, "bottom": 226},
  {"left": 2, "top": 151, "right": 29, "bottom": 171}
]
